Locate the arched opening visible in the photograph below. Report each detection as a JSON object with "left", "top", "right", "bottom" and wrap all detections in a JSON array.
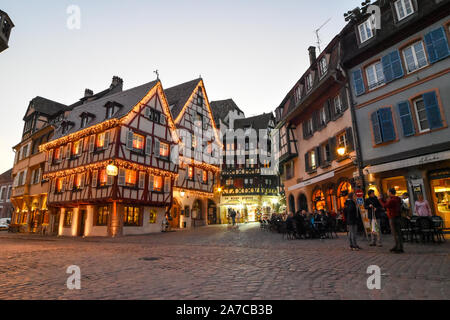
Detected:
[
  {"left": 297, "top": 193, "right": 308, "bottom": 212},
  {"left": 207, "top": 199, "right": 218, "bottom": 225},
  {"left": 288, "top": 194, "right": 295, "bottom": 214},
  {"left": 326, "top": 185, "right": 337, "bottom": 214},
  {"left": 337, "top": 181, "right": 353, "bottom": 211},
  {"left": 192, "top": 199, "right": 203, "bottom": 220},
  {"left": 170, "top": 198, "right": 181, "bottom": 229},
  {"left": 312, "top": 188, "right": 326, "bottom": 211}
]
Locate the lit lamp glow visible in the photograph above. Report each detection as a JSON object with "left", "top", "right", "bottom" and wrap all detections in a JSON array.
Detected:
[
  {"left": 217, "top": 187, "right": 222, "bottom": 193},
  {"left": 180, "top": 190, "right": 186, "bottom": 197},
  {"left": 106, "top": 163, "right": 119, "bottom": 177},
  {"left": 337, "top": 146, "right": 346, "bottom": 157}
]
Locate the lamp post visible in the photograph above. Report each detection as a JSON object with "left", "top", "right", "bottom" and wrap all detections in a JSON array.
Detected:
[{"left": 106, "top": 161, "right": 120, "bottom": 237}]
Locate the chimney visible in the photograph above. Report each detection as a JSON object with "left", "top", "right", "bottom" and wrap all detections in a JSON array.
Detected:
[
  {"left": 110, "top": 76, "right": 123, "bottom": 91},
  {"left": 308, "top": 46, "right": 317, "bottom": 65},
  {"left": 84, "top": 89, "right": 93, "bottom": 97}
]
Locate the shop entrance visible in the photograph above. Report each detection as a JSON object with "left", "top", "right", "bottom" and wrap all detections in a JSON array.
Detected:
[
  {"left": 170, "top": 200, "right": 181, "bottom": 229},
  {"left": 430, "top": 170, "right": 450, "bottom": 228}
]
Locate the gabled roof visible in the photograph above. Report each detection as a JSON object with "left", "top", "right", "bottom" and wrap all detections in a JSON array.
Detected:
[
  {"left": 234, "top": 113, "right": 275, "bottom": 130},
  {"left": 51, "top": 80, "right": 159, "bottom": 140},
  {"left": 25, "top": 96, "right": 67, "bottom": 119},
  {"left": 165, "top": 78, "right": 202, "bottom": 120},
  {"left": 0, "top": 169, "right": 12, "bottom": 183},
  {"left": 210, "top": 99, "right": 245, "bottom": 126}
]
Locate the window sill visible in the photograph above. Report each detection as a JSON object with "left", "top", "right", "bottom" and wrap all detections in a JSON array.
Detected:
[{"left": 130, "top": 149, "right": 145, "bottom": 156}]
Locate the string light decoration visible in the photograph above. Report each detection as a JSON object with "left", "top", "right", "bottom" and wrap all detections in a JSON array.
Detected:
[
  {"left": 179, "top": 156, "right": 220, "bottom": 173},
  {"left": 43, "top": 159, "right": 178, "bottom": 180},
  {"left": 173, "top": 187, "right": 214, "bottom": 198}
]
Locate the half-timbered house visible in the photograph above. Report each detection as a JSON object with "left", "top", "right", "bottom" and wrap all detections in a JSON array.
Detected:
[
  {"left": 40, "top": 80, "right": 179, "bottom": 237},
  {"left": 165, "top": 79, "right": 222, "bottom": 228}
]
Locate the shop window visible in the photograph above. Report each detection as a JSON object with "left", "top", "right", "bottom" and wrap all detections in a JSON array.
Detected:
[
  {"left": 149, "top": 209, "right": 157, "bottom": 224},
  {"left": 64, "top": 210, "right": 73, "bottom": 227},
  {"left": 337, "top": 181, "right": 353, "bottom": 211},
  {"left": 312, "top": 189, "right": 326, "bottom": 211},
  {"left": 96, "top": 205, "right": 110, "bottom": 226},
  {"left": 326, "top": 187, "right": 337, "bottom": 213},
  {"left": 382, "top": 176, "right": 408, "bottom": 198},
  {"left": 430, "top": 174, "right": 450, "bottom": 228},
  {"left": 123, "top": 206, "right": 142, "bottom": 226}
]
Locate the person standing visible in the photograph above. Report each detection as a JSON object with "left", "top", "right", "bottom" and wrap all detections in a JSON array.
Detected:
[
  {"left": 414, "top": 193, "right": 432, "bottom": 217},
  {"left": 380, "top": 188, "right": 404, "bottom": 254},
  {"left": 344, "top": 192, "right": 361, "bottom": 251},
  {"left": 364, "top": 190, "right": 383, "bottom": 247},
  {"left": 230, "top": 209, "right": 237, "bottom": 226}
]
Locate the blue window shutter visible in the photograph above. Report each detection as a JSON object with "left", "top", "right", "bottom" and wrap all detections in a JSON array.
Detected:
[
  {"left": 352, "top": 69, "right": 365, "bottom": 96},
  {"left": 390, "top": 50, "right": 404, "bottom": 79},
  {"left": 382, "top": 50, "right": 403, "bottom": 83},
  {"left": 397, "top": 101, "right": 415, "bottom": 137},
  {"left": 424, "top": 27, "right": 450, "bottom": 64},
  {"left": 378, "top": 108, "right": 396, "bottom": 142},
  {"left": 371, "top": 112, "right": 383, "bottom": 145},
  {"left": 423, "top": 91, "right": 443, "bottom": 129}
]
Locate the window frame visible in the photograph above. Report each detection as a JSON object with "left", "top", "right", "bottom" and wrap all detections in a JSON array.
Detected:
[
  {"left": 95, "top": 205, "right": 110, "bottom": 226},
  {"left": 365, "top": 61, "right": 385, "bottom": 90},
  {"left": 123, "top": 205, "right": 142, "bottom": 227},
  {"left": 319, "top": 57, "right": 328, "bottom": 78},
  {"left": 394, "top": 0, "right": 414, "bottom": 22},
  {"left": 402, "top": 40, "right": 428, "bottom": 74},
  {"left": 412, "top": 97, "right": 431, "bottom": 133},
  {"left": 358, "top": 19, "right": 374, "bottom": 44}
]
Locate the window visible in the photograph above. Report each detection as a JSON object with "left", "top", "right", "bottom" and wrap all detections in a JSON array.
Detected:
[
  {"left": 53, "top": 147, "right": 62, "bottom": 163},
  {"left": 295, "top": 86, "right": 303, "bottom": 102},
  {"left": 149, "top": 209, "right": 157, "bottom": 224},
  {"left": 0, "top": 187, "right": 5, "bottom": 201},
  {"left": 226, "top": 179, "right": 233, "bottom": 186},
  {"left": 188, "top": 166, "right": 194, "bottom": 180},
  {"left": 365, "top": 61, "right": 385, "bottom": 90},
  {"left": 319, "top": 57, "right": 328, "bottom": 77},
  {"left": 310, "top": 151, "right": 317, "bottom": 171},
  {"left": 123, "top": 206, "right": 141, "bottom": 226},
  {"left": 64, "top": 210, "right": 73, "bottom": 227},
  {"left": 319, "top": 108, "right": 327, "bottom": 126},
  {"left": 74, "top": 173, "right": 84, "bottom": 190},
  {"left": 125, "top": 170, "right": 137, "bottom": 187},
  {"left": 371, "top": 108, "right": 396, "bottom": 145},
  {"left": 96, "top": 133, "right": 107, "bottom": 149},
  {"left": 358, "top": 19, "right": 374, "bottom": 43},
  {"left": 285, "top": 162, "right": 294, "bottom": 180},
  {"left": 304, "top": 118, "right": 313, "bottom": 137},
  {"left": 413, "top": 97, "right": 429, "bottom": 133},
  {"left": 81, "top": 116, "right": 89, "bottom": 128},
  {"left": 153, "top": 176, "right": 163, "bottom": 192},
  {"left": 197, "top": 92, "right": 204, "bottom": 106},
  {"left": 55, "top": 177, "right": 64, "bottom": 193},
  {"left": 306, "top": 74, "right": 313, "bottom": 91},
  {"left": 194, "top": 113, "right": 203, "bottom": 126},
  {"left": 202, "top": 170, "right": 208, "bottom": 184},
  {"left": 132, "top": 133, "right": 144, "bottom": 151},
  {"left": 31, "top": 168, "right": 41, "bottom": 185},
  {"left": 334, "top": 95, "right": 343, "bottom": 114},
  {"left": 403, "top": 41, "right": 428, "bottom": 73},
  {"left": 98, "top": 169, "right": 108, "bottom": 187},
  {"left": 323, "top": 143, "right": 331, "bottom": 164},
  {"left": 395, "top": 0, "right": 414, "bottom": 21},
  {"left": 337, "top": 132, "right": 348, "bottom": 151},
  {"left": 159, "top": 142, "right": 169, "bottom": 158},
  {"left": 106, "top": 105, "right": 114, "bottom": 119},
  {"left": 96, "top": 206, "right": 110, "bottom": 226},
  {"left": 72, "top": 140, "right": 82, "bottom": 157}
]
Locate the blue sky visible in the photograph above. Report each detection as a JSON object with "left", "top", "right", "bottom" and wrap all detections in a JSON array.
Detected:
[{"left": 0, "top": 0, "right": 357, "bottom": 173}]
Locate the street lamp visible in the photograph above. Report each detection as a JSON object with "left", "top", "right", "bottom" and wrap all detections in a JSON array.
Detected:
[
  {"left": 180, "top": 190, "right": 186, "bottom": 197},
  {"left": 337, "top": 145, "right": 346, "bottom": 157}
]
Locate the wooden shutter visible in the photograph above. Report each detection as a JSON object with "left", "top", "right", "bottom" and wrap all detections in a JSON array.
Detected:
[
  {"left": 92, "top": 170, "right": 98, "bottom": 188},
  {"left": 315, "top": 146, "right": 322, "bottom": 168},
  {"left": 36, "top": 168, "right": 41, "bottom": 184},
  {"left": 50, "top": 179, "right": 55, "bottom": 193},
  {"left": 379, "top": 108, "right": 396, "bottom": 142},
  {"left": 160, "top": 114, "right": 166, "bottom": 125},
  {"left": 304, "top": 152, "right": 310, "bottom": 173},
  {"left": 382, "top": 50, "right": 404, "bottom": 83},
  {"left": 145, "top": 137, "right": 153, "bottom": 155},
  {"left": 340, "top": 87, "right": 349, "bottom": 111},
  {"left": 80, "top": 173, "right": 85, "bottom": 189},
  {"left": 138, "top": 172, "right": 146, "bottom": 189},
  {"left": 61, "top": 177, "right": 66, "bottom": 192},
  {"left": 312, "top": 111, "right": 319, "bottom": 131},
  {"left": 164, "top": 177, "right": 170, "bottom": 193},
  {"left": 78, "top": 140, "right": 83, "bottom": 155},
  {"left": 126, "top": 130, "right": 134, "bottom": 149},
  {"left": 48, "top": 150, "right": 53, "bottom": 165},
  {"left": 149, "top": 175, "right": 154, "bottom": 191},
  {"left": 89, "top": 136, "right": 95, "bottom": 153},
  {"left": 104, "top": 131, "right": 110, "bottom": 149},
  {"left": 324, "top": 100, "right": 331, "bottom": 123},
  {"left": 68, "top": 175, "right": 74, "bottom": 191},
  {"left": 352, "top": 69, "right": 365, "bottom": 96},
  {"left": 154, "top": 139, "right": 160, "bottom": 157},
  {"left": 118, "top": 168, "right": 125, "bottom": 186},
  {"left": 423, "top": 91, "right": 443, "bottom": 129},
  {"left": 424, "top": 27, "right": 450, "bottom": 64},
  {"left": 66, "top": 143, "right": 72, "bottom": 159},
  {"left": 328, "top": 137, "right": 336, "bottom": 161},
  {"left": 397, "top": 101, "right": 415, "bottom": 136},
  {"left": 371, "top": 112, "right": 383, "bottom": 145},
  {"left": 346, "top": 127, "right": 355, "bottom": 152},
  {"left": 31, "top": 170, "right": 36, "bottom": 185}
]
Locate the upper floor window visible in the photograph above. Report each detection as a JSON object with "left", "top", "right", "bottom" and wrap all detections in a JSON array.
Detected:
[
  {"left": 106, "top": 105, "right": 114, "bottom": 119},
  {"left": 304, "top": 118, "right": 314, "bottom": 136},
  {"left": 188, "top": 166, "right": 194, "bottom": 180},
  {"left": 395, "top": 0, "right": 414, "bottom": 21},
  {"left": 319, "top": 57, "right": 328, "bottom": 77},
  {"left": 145, "top": 108, "right": 162, "bottom": 123},
  {"left": 371, "top": 107, "right": 397, "bottom": 145},
  {"left": 319, "top": 107, "right": 327, "bottom": 126},
  {"left": 54, "top": 147, "right": 62, "bottom": 163},
  {"left": 285, "top": 162, "right": 294, "bottom": 180},
  {"left": 365, "top": 61, "right": 385, "bottom": 90},
  {"left": 358, "top": 19, "right": 374, "bottom": 43},
  {"left": 403, "top": 41, "right": 428, "bottom": 73},
  {"left": 306, "top": 74, "right": 313, "bottom": 91},
  {"left": 194, "top": 113, "right": 203, "bottom": 126},
  {"left": 125, "top": 169, "right": 137, "bottom": 187},
  {"left": 295, "top": 86, "right": 303, "bottom": 102},
  {"left": 152, "top": 175, "right": 163, "bottom": 192},
  {"left": 80, "top": 116, "right": 89, "bottom": 128},
  {"left": 72, "top": 140, "right": 82, "bottom": 157},
  {"left": 197, "top": 91, "right": 204, "bottom": 106},
  {"left": 159, "top": 142, "right": 169, "bottom": 158},
  {"left": 126, "top": 132, "right": 144, "bottom": 151},
  {"left": 202, "top": 170, "right": 208, "bottom": 184},
  {"left": 334, "top": 95, "right": 343, "bottom": 114},
  {"left": 0, "top": 186, "right": 6, "bottom": 202}
]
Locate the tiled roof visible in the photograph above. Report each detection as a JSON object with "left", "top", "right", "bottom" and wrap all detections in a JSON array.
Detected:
[
  {"left": 27, "top": 97, "right": 67, "bottom": 118},
  {"left": 234, "top": 113, "right": 275, "bottom": 130},
  {"left": 51, "top": 80, "right": 159, "bottom": 140},
  {"left": 210, "top": 99, "right": 245, "bottom": 126},
  {"left": 165, "top": 79, "right": 202, "bottom": 120},
  {"left": 0, "top": 169, "right": 12, "bottom": 183}
]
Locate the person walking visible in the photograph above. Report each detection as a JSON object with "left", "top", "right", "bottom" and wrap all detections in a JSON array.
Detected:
[
  {"left": 230, "top": 209, "right": 237, "bottom": 226},
  {"left": 344, "top": 192, "right": 361, "bottom": 251},
  {"left": 380, "top": 188, "right": 404, "bottom": 254},
  {"left": 364, "top": 190, "right": 383, "bottom": 247},
  {"left": 414, "top": 193, "right": 432, "bottom": 217}
]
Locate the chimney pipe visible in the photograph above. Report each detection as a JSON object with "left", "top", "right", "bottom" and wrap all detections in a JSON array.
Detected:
[
  {"left": 84, "top": 89, "right": 93, "bottom": 97},
  {"left": 308, "top": 46, "right": 317, "bottom": 66}
]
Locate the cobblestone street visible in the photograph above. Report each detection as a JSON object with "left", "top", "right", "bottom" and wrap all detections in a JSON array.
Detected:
[{"left": 0, "top": 223, "right": 449, "bottom": 300}]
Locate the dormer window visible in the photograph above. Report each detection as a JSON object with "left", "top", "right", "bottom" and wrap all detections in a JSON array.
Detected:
[
  {"left": 106, "top": 105, "right": 114, "bottom": 119},
  {"left": 79, "top": 112, "right": 95, "bottom": 129},
  {"left": 319, "top": 57, "right": 328, "bottom": 77},
  {"left": 81, "top": 116, "right": 89, "bottom": 128},
  {"left": 395, "top": 0, "right": 414, "bottom": 21},
  {"left": 295, "top": 86, "right": 303, "bottom": 102},
  {"left": 306, "top": 74, "right": 313, "bottom": 92},
  {"left": 358, "top": 19, "right": 374, "bottom": 43}
]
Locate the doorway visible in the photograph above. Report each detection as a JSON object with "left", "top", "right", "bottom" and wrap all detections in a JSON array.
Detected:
[
  {"left": 78, "top": 209, "right": 87, "bottom": 237},
  {"left": 170, "top": 200, "right": 181, "bottom": 229}
]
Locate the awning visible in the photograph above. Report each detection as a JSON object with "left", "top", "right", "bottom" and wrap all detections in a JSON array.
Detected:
[
  {"left": 364, "top": 150, "right": 450, "bottom": 175},
  {"left": 288, "top": 171, "right": 335, "bottom": 192}
]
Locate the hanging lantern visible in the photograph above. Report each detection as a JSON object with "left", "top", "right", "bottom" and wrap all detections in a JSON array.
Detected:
[{"left": 106, "top": 162, "right": 119, "bottom": 177}]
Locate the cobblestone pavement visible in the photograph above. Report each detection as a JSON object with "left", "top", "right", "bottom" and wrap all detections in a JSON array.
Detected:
[{"left": 0, "top": 223, "right": 449, "bottom": 300}]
